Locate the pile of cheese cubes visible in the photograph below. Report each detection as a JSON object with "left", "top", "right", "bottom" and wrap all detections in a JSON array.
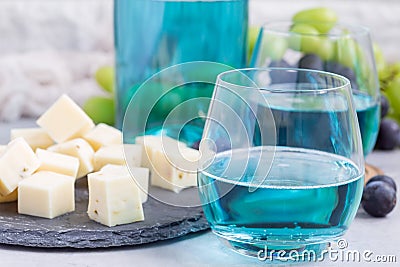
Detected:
[{"left": 0, "top": 94, "right": 200, "bottom": 227}]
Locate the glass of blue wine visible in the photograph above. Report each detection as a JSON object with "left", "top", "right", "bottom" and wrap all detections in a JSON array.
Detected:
[
  {"left": 198, "top": 68, "right": 365, "bottom": 260},
  {"left": 250, "top": 21, "right": 380, "bottom": 155}
]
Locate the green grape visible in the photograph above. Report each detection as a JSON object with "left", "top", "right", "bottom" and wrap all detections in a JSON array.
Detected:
[
  {"left": 315, "top": 37, "right": 335, "bottom": 61},
  {"left": 384, "top": 75, "right": 400, "bottom": 121},
  {"left": 335, "top": 37, "right": 357, "bottom": 68},
  {"left": 289, "top": 23, "right": 320, "bottom": 54},
  {"left": 380, "top": 62, "right": 400, "bottom": 86},
  {"left": 373, "top": 43, "right": 387, "bottom": 80},
  {"left": 83, "top": 96, "right": 115, "bottom": 125},
  {"left": 95, "top": 66, "right": 114, "bottom": 93},
  {"left": 292, "top": 7, "right": 338, "bottom": 34},
  {"left": 351, "top": 43, "right": 374, "bottom": 91},
  {"left": 388, "top": 63, "right": 400, "bottom": 76},
  {"left": 260, "top": 35, "right": 288, "bottom": 62},
  {"left": 379, "top": 66, "right": 393, "bottom": 85},
  {"left": 356, "top": 44, "right": 372, "bottom": 77},
  {"left": 247, "top": 26, "right": 261, "bottom": 63}
]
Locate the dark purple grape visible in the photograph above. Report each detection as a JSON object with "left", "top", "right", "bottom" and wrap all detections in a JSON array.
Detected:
[
  {"left": 269, "top": 59, "right": 292, "bottom": 68},
  {"left": 191, "top": 140, "right": 200, "bottom": 150},
  {"left": 374, "top": 118, "right": 400, "bottom": 150},
  {"left": 324, "top": 61, "right": 358, "bottom": 90},
  {"left": 380, "top": 94, "right": 390, "bottom": 118},
  {"left": 324, "top": 62, "right": 355, "bottom": 80},
  {"left": 269, "top": 60, "right": 296, "bottom": 84},
  {"left": 367, "top": 175, "right": 397, "bottom": 192},
  {"left": 362, "top": 181, "right": 397, "bottom": 217},
  {"left": 298, "top": 54, "right": 324, "bottom": 71}
]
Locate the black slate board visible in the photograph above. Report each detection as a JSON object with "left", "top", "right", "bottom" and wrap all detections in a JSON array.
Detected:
[{"left": 0, "top": 178, "right": 209, "bottom": 248}]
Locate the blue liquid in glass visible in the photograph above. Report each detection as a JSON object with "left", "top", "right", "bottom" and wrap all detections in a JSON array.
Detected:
[
  {"left": 198, "top": 147, "right": 364, "bottom": 254},
  {"left": 253, "top": 91, "right": 378, "bottom": 157},
  {"left": 353, "top": 94, "right": 380, "bottom": 155},
  {"left": 114, "top": 0, "right": 248, "bottom": 130}
]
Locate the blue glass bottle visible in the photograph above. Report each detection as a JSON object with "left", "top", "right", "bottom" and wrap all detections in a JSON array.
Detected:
[{"left": 114, "top": 0, "right": 248, "bottom": 135}]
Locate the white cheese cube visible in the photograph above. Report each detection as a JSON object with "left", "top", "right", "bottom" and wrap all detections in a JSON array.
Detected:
[
  {"left": 36, "top": 149, "right": 80, "bottom": 178},
  {"left": 87, "top": 169, "right": 144, "bottom": 227},
  {"left": 48, "top": 138, "right": 94, "bottom": 178},
  {"left": 0, "top": 145, "right": 6, "bottom": 156},
  {"left": 124, "top": 144, "right": 143, "bottom": 168},
  {"left": 135, "top": 135, "right": 186, "bottom": 169},
  {"left": 18, "top": 171, "right": 75, "bottom": 219},
  {"left": 10, "top": 128, "right": 54, "bottom": 151},
  {"left": 101, "top": 164, "right": 149, "bottom": 203},
  {"left": 93, "top": 144, "right": 142, "bottom": 172},
  {"left": 36, "top": 94, "right": 94, "bottom": 143},
  {"left": 151, "top": 146, "right": 200, "bottom": 193},
  {"left": 0, "top": 138, "right": 41, "bottom": 196},
  {"left": 83, "top": 123, "right": 122, "bottom": 151},
  {"left": 0, "top": 189, "right": 17, "bottom": 203},
  {"left": 128, "top": 167, "right": 149, "bottom": 203}
]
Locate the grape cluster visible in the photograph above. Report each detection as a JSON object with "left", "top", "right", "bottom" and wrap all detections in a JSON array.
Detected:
[
  {"left": 374, "top": 45, "right": 400, "bottom": 150},
  {"left": 263, "top": 8, "right": 366, "bottom": 94},
  {"left": 264, "top": 7, "right": 400, "bottom": 152}
]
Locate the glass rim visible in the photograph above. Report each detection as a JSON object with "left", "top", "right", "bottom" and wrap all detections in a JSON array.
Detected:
[
  {"left": 217, "top": 67, "right": 351, "bottom": 93},
  {"left": 260, "top": 20, "right": 371, "bottom": 38}
]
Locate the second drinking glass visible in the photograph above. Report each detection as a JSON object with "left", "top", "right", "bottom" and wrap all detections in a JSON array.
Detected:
[{"left": 250, "top": 21, "right": 380, "bottom": 155}]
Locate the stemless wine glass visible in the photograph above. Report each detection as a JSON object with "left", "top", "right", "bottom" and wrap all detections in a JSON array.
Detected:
[
  {"left": 251, "top": 21, "right": 380, "bottom": 155},
  {"left": 198, "top": 68, "right": 365, "bottom": 261}
]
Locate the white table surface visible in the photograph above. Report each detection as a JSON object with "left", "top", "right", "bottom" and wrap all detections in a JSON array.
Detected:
[{"left": 0, "top": 119, "right": 399, "bottom": 267}]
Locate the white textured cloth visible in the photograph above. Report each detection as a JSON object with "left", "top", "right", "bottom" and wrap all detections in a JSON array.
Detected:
[
  {"left": 0, "top": 0, "right": 113, "bottom": 54},
  {"left": 0, "top": 0, "right": 114, "bottom": 121},
  {"left": 0, "top": 51, "right": 113, "bottom": 121}
]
